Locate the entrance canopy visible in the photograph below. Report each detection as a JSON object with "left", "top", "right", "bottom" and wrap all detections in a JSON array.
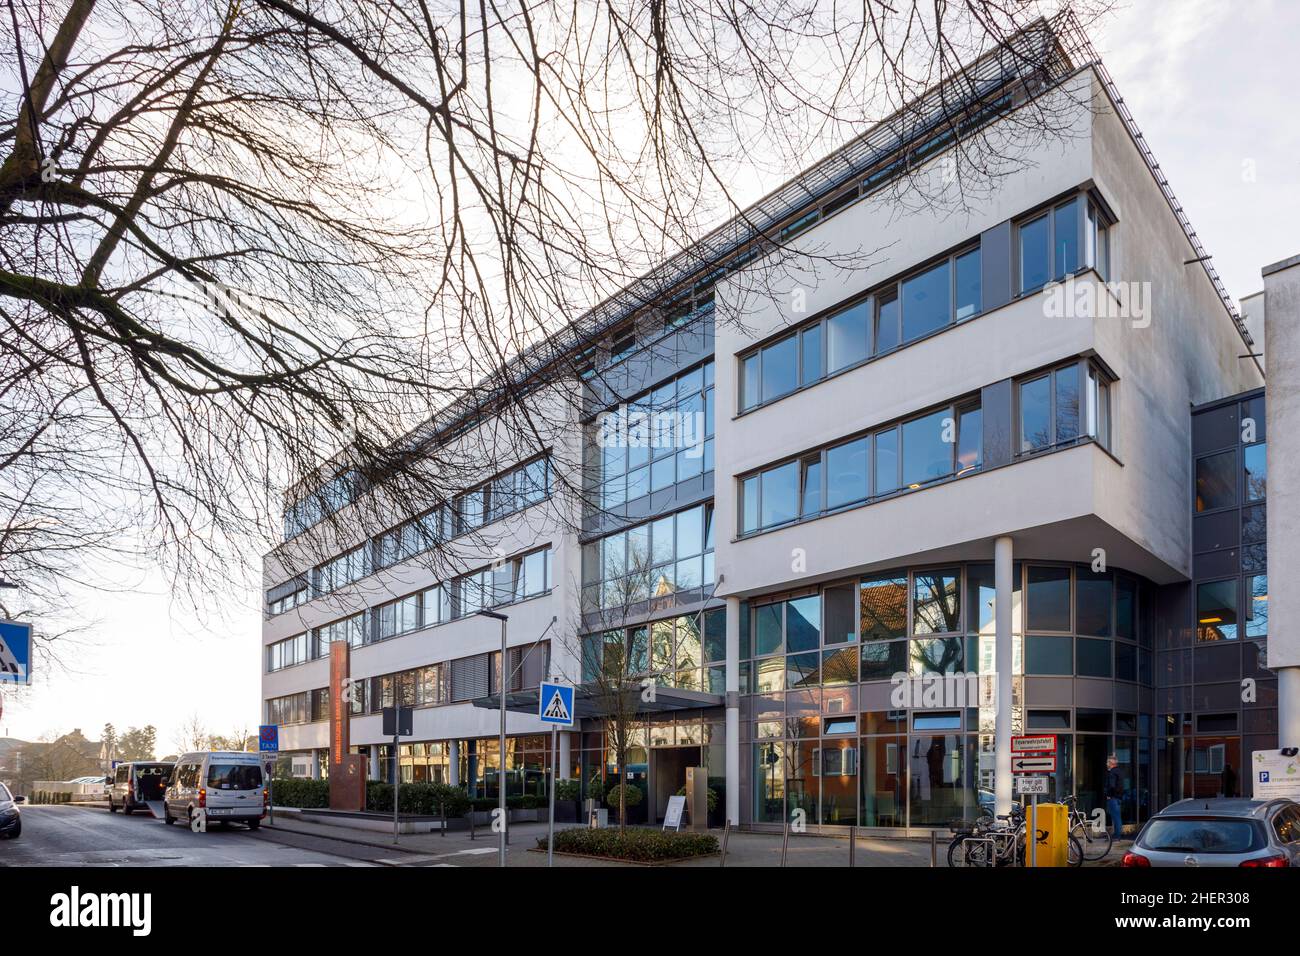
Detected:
[{"left": 472, "top": 682, "right": 723, "bottom": 720}]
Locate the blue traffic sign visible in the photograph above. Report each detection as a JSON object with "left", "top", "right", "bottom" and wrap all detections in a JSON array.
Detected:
[
  {"left": 258, "top": 724, "right": 279, "bottom": 752},
  {"left": 538, "top": 681, "right": 575, "bottom": 726},
  {"left": 0, "top": 619, "right": 32, "bottom": 685}
]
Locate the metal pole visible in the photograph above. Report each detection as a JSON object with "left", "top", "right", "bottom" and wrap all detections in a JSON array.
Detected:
[
  {"left": 392, "top": 732, "right": 400, "bottom": 845},
  {"left": 547, "top": 726, "right": 557, "bottom": 867},
  {"left": 849, "top": 825, "right": 856, "bottom": 868},
  {"left": 719, "top": 820, "right": 730, "bottom": 867},
  {"left": 1030, "top": 792, "right": 1037, "bottom": 868},
  {"left": 498, "top": 615, "right": 507, "bottom": 868},
  {"left": 780, "top": 821, "right": 790, "bottom": 867},
  {"left": 930, "top": 829, "right": 938, "bottom": 867},
  {"left": 268, "top": 771, "right": 274, "bottom": 826}
]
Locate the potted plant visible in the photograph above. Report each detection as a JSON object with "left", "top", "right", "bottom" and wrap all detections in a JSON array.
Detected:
[{"left": 554, "top": 779, "right": 581, "bottom": 822}]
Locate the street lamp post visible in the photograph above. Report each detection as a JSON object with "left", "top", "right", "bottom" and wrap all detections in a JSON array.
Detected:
[{"left": 477, "top": 609, "right": 509, "bottom": 868}]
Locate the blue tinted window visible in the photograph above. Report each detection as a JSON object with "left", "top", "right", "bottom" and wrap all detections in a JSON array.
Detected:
[
  {"left": 1019, "top": 375, "right": 1051, "bottom": 452},
  {"left": 761, "top": 336, "right": 798, "bottom": 404},
  {"left": 741, "top": 354, "right": 760, "bottom": 410},
  {"left": 1055, "top": 364, "right": 1080, "bottom": 443},
  {"left": 901, "top": 260, "right": 951, "bottom": 342},
  {"left": 801, "top": 457, "right": 821, "bottom": 517},
  {"left": 1019, "top": 214, "right": 1050, "bottom": 292},
  {"left": 1053, "top": 199, "right": 1079, "bottom": 279},
  {"left": 874, "top": 427, "right": 899, "bottom": 494},
  {"left": 760, "top": 461, "right": 799, "bottom": 529},
  {"left": 801, "top": 324, "right": 823, "bottom": 385},
  {"left": 826, "top": 437, "right": 869, "bottom": 510},
  {"left": 901, "top": 409, "right": 952, "bottom": 487},
  {"left": 1244, "top": 443, "right": 1266, "bottom": 502},
  {"left": 875, "top": 293, "right": 900, "bottom": 354}
]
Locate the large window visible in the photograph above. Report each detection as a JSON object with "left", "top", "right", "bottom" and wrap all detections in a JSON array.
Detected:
[
  {"left": 738, "top": 398, "right": 980, "bottom": 534},
  {"left": 1017, "top": 195, "right": 1106, "bottom": 294},
  {"left": 266, "top": 633, "right": 308, "bottom": 672},
  {"left": 591, "top": 362, "right": 715, "bottom": 507},
  {"left": 313, "top": 613, "right": 366, "bottom": 656},
  {"left": 314, "top": 545, "right": 370, "bottom": 597},
  {"left": 1018, "top": 360, "right": 1109, "bottom": 455},
  {"left": 738, "top": 247, "right": 981, "bottom": 412},
  {"left": 456, "top": 456, "right": 551, "bottom": 535},
  {"left": 582, "top": 505, "right": 714, "bottom": 611},
  {"left": 456, "top": 546, "right": 553, "bottom": 617}
]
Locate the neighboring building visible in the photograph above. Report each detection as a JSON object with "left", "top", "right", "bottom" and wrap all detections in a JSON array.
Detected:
[{"left": 260, "top": 18, "right": 1282, "bottom": 834}]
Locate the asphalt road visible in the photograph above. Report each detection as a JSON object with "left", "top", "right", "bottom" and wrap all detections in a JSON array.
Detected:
[{"left": 0, "top": 804, "right": 378, "bottom": 867}]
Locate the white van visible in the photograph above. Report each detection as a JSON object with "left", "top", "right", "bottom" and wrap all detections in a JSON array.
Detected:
[{"left": 163, "top": 752, "right": 266, "bottom": 830}]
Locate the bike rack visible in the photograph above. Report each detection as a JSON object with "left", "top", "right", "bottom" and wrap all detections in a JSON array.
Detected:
[{"left": 959, "top": 835, "right": 997, "bottom": 866}]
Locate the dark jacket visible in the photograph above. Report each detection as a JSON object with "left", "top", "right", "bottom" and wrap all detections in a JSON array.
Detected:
[{"left": 1104, "top": 767, "right": 1123, "bottom": 799}]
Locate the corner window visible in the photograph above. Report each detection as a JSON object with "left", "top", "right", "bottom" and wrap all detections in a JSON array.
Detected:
[
  {"left": 1018, "top": 197, "right": 1085, "bottom": 294},
  {"left": 1018, "top": 360, "right": 1104, "bottom": 455}
]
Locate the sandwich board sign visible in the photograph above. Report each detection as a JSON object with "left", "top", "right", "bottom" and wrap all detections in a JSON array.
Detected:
[
  {"left": 539, "top": 681, "right": 575, "bottom": 726},
  {"left": 0, "top": 620, "right": 32, "bottom": 685},
  {"left": 663, "top": 794, "right": 686, "bottom": 831}
]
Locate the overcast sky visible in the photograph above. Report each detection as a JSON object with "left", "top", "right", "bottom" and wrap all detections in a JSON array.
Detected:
[{"left": 4, "top": 0, "right": 1295, "bottom": 753}]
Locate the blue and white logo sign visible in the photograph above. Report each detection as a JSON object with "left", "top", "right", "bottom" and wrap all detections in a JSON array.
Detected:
[
  {"left": 0, "top": 619, "right": 32, "bottom": 685},
  {"left": 538, "top": 681, "right": 575, "bottom": 727}
]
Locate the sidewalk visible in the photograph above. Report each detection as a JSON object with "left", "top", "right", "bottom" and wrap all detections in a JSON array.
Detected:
[{"left": 264, "top": 814, "right": 939, "bottom": 867}]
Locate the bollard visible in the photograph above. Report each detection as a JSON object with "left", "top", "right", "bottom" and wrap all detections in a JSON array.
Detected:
[
  {"left": 930, "top": 829, "right": 938, "bottom": 867},
  {"left": 849, "top": 825, "right": 856, "bottom": 868},
  {"left": 467, "top": 810, "right": 475, "bottom": 840},
  {"left": 440, "top": 801, "right": 445, "bottom": 838},
  {"left": 719, "top": 820, "right": 730, "bottom": 868},
  {"left": 781, "top": 822, "right": 790, "bottom": 868}
]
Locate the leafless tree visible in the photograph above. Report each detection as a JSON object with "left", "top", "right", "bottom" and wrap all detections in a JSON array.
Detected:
[
  {"left": 1, "top": 1, "right": 1116, "bottom": 649},
  {"left": 173, "top": 712, "right": 210, "bottom": 754}
]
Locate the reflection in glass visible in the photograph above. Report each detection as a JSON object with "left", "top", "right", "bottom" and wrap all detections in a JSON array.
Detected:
[
  {"left": 1197, "top": 580, "right": 1238, "bottom": 641},
  {"left": 913, "top": 569, "right": 960, "bottom": 634}
]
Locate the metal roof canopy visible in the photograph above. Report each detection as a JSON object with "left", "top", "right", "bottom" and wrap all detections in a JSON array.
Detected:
[{"left": 473, "top": 683, "right": 723, "bottom": 720}]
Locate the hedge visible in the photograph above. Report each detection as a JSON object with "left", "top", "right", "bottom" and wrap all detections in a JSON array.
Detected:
[
  {"left": 468, "top": 794, "right": 546, "bottom": 811},
  {"left": 365, "top": 781, "right": 471, "bottom": 817},
  {"left": 541, "top": 828, "right": 718, "bottom": 863},
  {"left": 269, "top": 778, "right": 329, "bottom": 808}
]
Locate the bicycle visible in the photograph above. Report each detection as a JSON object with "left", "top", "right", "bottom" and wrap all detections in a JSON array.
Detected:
[
  {"left": 952, "top": 802, "right": 1084, "bottom": 867},
  {"left": 1063, "top": 793, "right": 1113, "bottom": 861}
]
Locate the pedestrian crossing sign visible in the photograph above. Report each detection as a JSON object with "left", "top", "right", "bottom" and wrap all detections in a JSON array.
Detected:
[{"left": 539, "top": 681, "right": 575, "bottom": 726}]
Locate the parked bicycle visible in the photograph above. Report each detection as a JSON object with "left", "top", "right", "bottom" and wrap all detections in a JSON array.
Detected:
[
  {"left": 950, "top": 802, "right": 1083, "bottom": 867},
  {"left": 1063, "top": 793, "right": 1113, "bottom": 861}
]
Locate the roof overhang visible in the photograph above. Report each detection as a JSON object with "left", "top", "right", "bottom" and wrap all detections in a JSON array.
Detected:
[{"left": 472, "top": 682, "right": 723, "bottom": 720}]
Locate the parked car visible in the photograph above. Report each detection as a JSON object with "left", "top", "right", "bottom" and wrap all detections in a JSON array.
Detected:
[
  {"left": 108, "top": 761, "right": 174, "bottom": 815},
  {"left": 1122, "top": 798, "right": 1300, "bottom": 867},
  {"left": 163, "top": 752, "right": 266, "bottom": 830},
  {"left": 0, "top": 782, "right": 21, "bottom": 839}
]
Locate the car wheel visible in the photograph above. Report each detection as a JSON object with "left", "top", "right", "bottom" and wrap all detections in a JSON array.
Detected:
[
  {"left": 108, "top": 797, "right": 117, "bottom": 813},
  {"left": 9, "top": 821, "right": 18, "bottom": 839},
  {"left": 247, "top": 819, "right": 260, "bottom": 831},
  {"left": 162, "top": 804, "right": 174, "bottom": 825}
]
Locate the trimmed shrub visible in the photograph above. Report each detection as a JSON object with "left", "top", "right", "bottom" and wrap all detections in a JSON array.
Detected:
[
  {"left": 270, "top": 778, "right": 329, "bottom": 808},
  {"left": 467, "top": 794, "right": 546, "bottom": 811},
  {"left": 676, "top": 785, "right": 719, "bottom": 813},
  {"left": 605, "top": 783, "right": 643, "bottom": 808},
  {"left": 540, "top": 828, "right": 718, "bottom": 862},
  {"left": 555, "top": 779, "right": 581, "bottom": 802},
  {"left": 365, "top": 781, "right": 470, "bottom": 817},
  {"left": 587, "top": 773, "right": 605, "bottom": 804}
]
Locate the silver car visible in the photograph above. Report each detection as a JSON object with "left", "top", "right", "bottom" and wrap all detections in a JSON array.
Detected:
[{"left": 1123, "top": 798, "right": 1300, "bottom": 868}]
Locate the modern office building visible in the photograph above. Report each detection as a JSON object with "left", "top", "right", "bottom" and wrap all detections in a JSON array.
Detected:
[{"left": 260, "top": 18, "right": 1287, "bottom": 834}]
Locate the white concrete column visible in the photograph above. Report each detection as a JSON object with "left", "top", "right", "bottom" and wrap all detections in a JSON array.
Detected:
[
  {"left": 311, "top": 749, "right": 322, "bottom": 780},
  {"left": 1279, "top": 669, "right": 1300, "bottom": 750},
  {"left": 725, "top": 595, "right": 741, "bottom": 826},
  {"left": 368, "top": 746, "right": 380, "bottom": 781},
  {"left": 558, "top": 732, "right": 573, "bottom": 780},
  {"left": 448, "top": 740, "right": 461, "bottom": 787},
  {"left": 994, "top": 535, "right": 1014, "bottom": 816}
]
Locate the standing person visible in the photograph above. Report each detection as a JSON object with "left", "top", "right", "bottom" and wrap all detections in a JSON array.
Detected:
[{"left": 1104, "top": 754, "right": 1124, "bottom": 841}]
